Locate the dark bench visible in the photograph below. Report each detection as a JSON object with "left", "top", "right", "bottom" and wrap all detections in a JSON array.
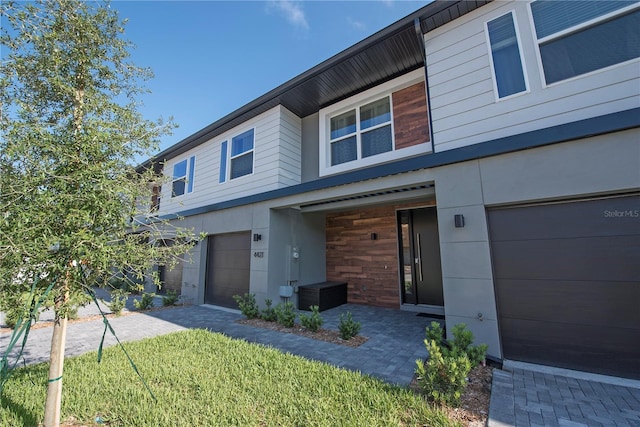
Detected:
[{"left": 298, "top": 281, "right": 347, "bottom": 312}]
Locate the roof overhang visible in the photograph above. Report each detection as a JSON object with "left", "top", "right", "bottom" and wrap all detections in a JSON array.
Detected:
[{"left": 142, "top": 0, "right": 492, "bottom": 170}]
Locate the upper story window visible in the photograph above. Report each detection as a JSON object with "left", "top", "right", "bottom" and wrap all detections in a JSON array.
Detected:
[
  {"left": 330, "top": 96, "right": 393, "bottom": 166},
  {"left": 486, "top": 11, "right": 528, "bottom": 99},
  {"left": 319, "top": 70, "right": 430, "bottom": 177},
  {"left": 530, "top": 0, "right": 640, "bottom": 85},
  {"left": 172, "top": 155, "right": 195, "bottom": 197},
  {"left": 219, "top": 128, "right": 254, "bottom": 183}
]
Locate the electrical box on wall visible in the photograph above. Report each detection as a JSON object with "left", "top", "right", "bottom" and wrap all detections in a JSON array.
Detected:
[{"left": 286, "top": 245, "right": 300, "bottom": 281}]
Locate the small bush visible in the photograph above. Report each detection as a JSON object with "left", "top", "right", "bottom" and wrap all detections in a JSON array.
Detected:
[
  {"left": 415, "top": 338, "right": 471, "bottom": 407},
  {"left": 415, "top": 321, "right": 487, "bottom": 407},
  {"left": 338, "top": 311, "right": 361, "bottom": 340},
  {"left": 232, "top": 293, "right": 260, "bottom": 319},
  {"left": 299, "top": 305, "right": 323, "bottom": 332},
  {"left": 275, "top": 301, "right": 296, "bottom": 327},
  {"left": 134, "top": 293, "right": 155, "bottom": 311},
  {"left": 162, "top": 290, "right": 179, "bottom": 307},
  {"left": 260, "top": 298, "right": 277, "bottom": 322},
  {"left": 450, "top": 323, "right": 488, "bottom": 366},
  {"left": 108, "top": 289, "right": 129, "bottom": 316}
]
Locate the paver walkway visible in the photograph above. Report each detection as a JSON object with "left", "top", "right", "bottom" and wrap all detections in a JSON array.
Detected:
[{"left": 489, "top": 363, "right": 640, "bottom": 427}]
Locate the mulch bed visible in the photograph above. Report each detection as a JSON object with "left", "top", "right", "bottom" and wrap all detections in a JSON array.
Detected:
[{"left": 237, "top": 317, "right": 368, "bottom": 347}]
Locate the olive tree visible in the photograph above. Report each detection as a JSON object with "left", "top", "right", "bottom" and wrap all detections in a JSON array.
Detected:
[{"left": 0, "top": 1, "right": 196, "bottom": 425}]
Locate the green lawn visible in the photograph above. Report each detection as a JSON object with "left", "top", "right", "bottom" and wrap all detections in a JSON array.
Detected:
[{"left": 1, "top": 329, "right": 456, "bottom": 426}]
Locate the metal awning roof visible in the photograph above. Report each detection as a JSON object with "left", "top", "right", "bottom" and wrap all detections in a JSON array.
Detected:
[{"left": 145, "top": 0, "right": 491, "bottom": 168}]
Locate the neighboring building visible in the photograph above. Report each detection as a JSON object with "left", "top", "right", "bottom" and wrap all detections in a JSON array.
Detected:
[{"left": 142, "top": 0, "right": 640, "bottom": 379}]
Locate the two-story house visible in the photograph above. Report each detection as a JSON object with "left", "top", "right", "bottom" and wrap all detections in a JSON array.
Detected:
[{"left": 142, "top": 0, "right": 640, "bottom": 379}]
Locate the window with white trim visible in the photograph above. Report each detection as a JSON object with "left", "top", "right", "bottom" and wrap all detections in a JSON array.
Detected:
[
  {"left": 219, "top": 128, "right": 254, "bottom": 183},
  {"left": 530, "top": 0, "right": 640, "bottom": 85},
  {"left": 329, "top": 96, "right": 393, "bottom": 166},
  {"left": 171, "top": 155, "right": 195, "bottom": 197},
  {"left": 486, "top": 11, "right": 527, "bottom": 99}
]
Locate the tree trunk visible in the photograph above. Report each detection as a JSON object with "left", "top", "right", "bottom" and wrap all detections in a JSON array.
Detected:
[{"left": 43, "top": 287, "right": 69, "bottom": 427}]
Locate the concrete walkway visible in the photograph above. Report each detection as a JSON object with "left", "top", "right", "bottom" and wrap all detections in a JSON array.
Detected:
[{"left": 3, "top": 298, "right": 640, "bottom": 426}]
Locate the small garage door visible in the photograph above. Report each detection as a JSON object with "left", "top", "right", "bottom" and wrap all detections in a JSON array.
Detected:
[
  {"left": 205, "top": 231, "right": 251, "bottom": 309},
  {"left": 489, "top": 194, "right": 640, "bottom": 379}
]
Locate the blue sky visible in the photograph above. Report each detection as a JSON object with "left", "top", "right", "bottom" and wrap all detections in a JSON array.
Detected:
[{"left": 111, "top": 0, "right": 430, "bottom": 158}]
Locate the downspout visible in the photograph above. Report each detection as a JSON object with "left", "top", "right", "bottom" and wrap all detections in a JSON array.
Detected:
[{"left": 414, "top": 18, "right": 435, "bottom": 153}]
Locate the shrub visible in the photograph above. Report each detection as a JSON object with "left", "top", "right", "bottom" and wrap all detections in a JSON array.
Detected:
[
  {"left": 275, "top": 301, "right": 296, "bottom": 327},
  {"left": 414, "top": 321, "right": 487, "bottom": 406},
  {"left": 450, "top": 323, "right": 488, "bottom": 366},
  {"left": 338, "top": 311, "right": 361, "bottom": 340},
  {"left": 299, "top": 305, "right": 323, "bottom": 332},
  {"left": 232, "top": 293, "right": 260, "bottom": 319},
  {"left": 162, "top": 290, "right": 179, "bottom": 307},
  {"left": 415, "top": 338, "right": 471, "bottom": 407},
  {"left": 108, "top": 289, "right": 129, "bottom": 316},
  {"left": 260, "top": 298, "right": 277, "bottom": 322},
  {"left": 133, "top": 293, "right": 155, "bottom": 311}
]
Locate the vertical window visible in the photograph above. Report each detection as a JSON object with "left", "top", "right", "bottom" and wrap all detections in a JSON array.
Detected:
[
  {"left": 218, "top": 128, "right": 255, "bottom": 182},
  {"left": 329, "top": 96, "right": 393, "bottom": 166},
  {"left": 230, "top": 129, "right": 254, "bottom": 179},
  {"left": 219, "top": 140, "right": 228, "bottom": 183},
  {"left": 531, "top": 0, "right": 640, "bottom": 85},
  {"left": 486, "top": 12, "right": 527, "bottom": 98},
  {"left": 171, "top": 156, "right": 195, "bottom": 197}
]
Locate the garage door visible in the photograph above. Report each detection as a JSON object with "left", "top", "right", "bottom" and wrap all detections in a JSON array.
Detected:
[
  {"left": 488, "top": 194, "right": 640, "bottom": 379},
  {"left": 205, "top": 232, "right": 251, "bottom": 309}
]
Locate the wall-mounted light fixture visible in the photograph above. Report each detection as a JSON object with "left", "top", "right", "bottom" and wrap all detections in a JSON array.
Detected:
[
  {"left": 370, "top": 232, "right": 378, "bottom": 240},
  {"left": 253, "top": 233, "right": 262, "bottom": 242},
  {"left": 454, "top": 214, "right": 465, "bottom": 228}
]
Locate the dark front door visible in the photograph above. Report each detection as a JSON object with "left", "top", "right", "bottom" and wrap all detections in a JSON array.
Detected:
[
  {"left": 205, "top": 231, "right": 251, "bottom": 308},
  {"left": 398, "top": 208, "right": 444, "bottom": 307}
]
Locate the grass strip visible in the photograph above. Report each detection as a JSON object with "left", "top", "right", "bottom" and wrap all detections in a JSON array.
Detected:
[{"left": 0, "top": 329, "right": 456, "bottom": 426}]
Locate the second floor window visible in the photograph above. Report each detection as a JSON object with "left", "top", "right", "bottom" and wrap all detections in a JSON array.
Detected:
[
  {"left": 329, "top": 96, "right": 393, "bottom": 166},
  {"left": 486, "top": 11, "right": 527, "bottom": 99},
  {"left": 219, "top": 128, "right": 255, "bottom": 183},
  {"left": 172, "top": 156, "right": 195, "bottom": 197},
  {"left": 530, "top": 0, "right": 640, "bottom": 85}
]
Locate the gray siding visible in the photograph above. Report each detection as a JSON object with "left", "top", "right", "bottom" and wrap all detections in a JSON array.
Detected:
[
  {"left": 158, "top": 105, "right": 302, "bottom": 216},
  {"left": 425, "top": 1, "right": 640, "bottom": 152},
  {"left": 301, "top": 113, "right": 319, "bottom": 183}
]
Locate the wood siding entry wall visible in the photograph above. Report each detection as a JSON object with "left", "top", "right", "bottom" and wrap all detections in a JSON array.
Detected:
[
  {"left": 205, "top": 231, "right": 251, "bottom": 309},
  {"left": 326, "top": 201, "right": 435, "bottom": 308},
  {"left": 489, "top": 195, "right": 640, "bottom": 379}
]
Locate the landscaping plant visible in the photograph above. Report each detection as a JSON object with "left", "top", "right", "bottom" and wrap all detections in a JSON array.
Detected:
[
  {"left": 415, "top": 337, "right": 471, "bottom": 407},
  {"left": 108, "top": 289, "right": 129, "bottom": 316},
  {"left": 415, "top": 321, "right": 487, "bottom": 406},
  {"left": 275, "top": 301, "right": 296, "bottom": 327},
  {"left": 338, "top": 311, "right": 361, "bottom": 340},
  {"left": 134, "top": 293, "right": 155, "bottom": 311},
  {"left": 232, "top": 293, "right": 260, "bottom": 319},
  {"left": 162, "top": 290, "right": 179, "bottom": 307},
  {"left": 299, "top": 305, "right": 323, "bottom": 332},
  {"left": 260, "top": 298, "right": 277, "bottom": 322}
]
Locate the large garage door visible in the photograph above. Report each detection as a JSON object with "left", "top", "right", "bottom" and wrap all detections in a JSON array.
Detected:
[
  {"left": 205, "top": 231, "right": 251, "bottom": 309},
  {"left": 489, "top": 194, "right": 640, "bottom": 379}
]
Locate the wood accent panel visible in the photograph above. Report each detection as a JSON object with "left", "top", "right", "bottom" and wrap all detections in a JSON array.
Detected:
[
  {"left": 325, "top": 201, "right": 435, "bottom": 308},
  {"left": 392, "top": 82, "right": 430, "bottom": 150}
]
